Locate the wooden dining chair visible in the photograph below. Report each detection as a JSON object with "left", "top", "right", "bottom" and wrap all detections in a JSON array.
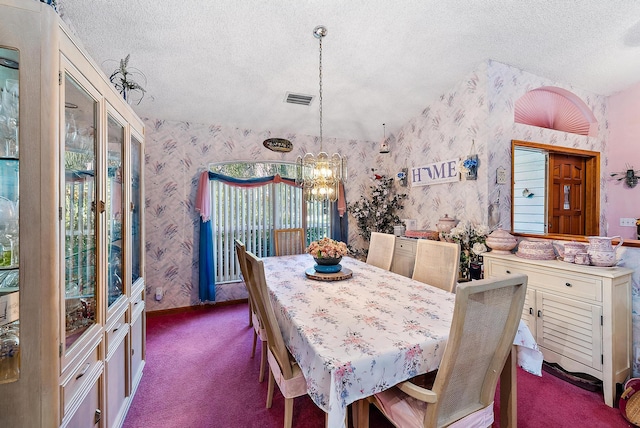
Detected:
[
  {"left": 273, "top": 228, "right": 306, "bottom": 256},
  {"left": 412, "top": 239, "right": 460, "bottom": 293},
  {"left": 244, "top": 250, "right": 308, "bottom": 428},
  {"left": 356, "top": 273, "right": 528, "bottom": 428},
  {"left": 235, "top": 239, "right": 267, "bottom": 383},
  {"left": 366, "top": 232, "right": 396, "bottom": 271}
]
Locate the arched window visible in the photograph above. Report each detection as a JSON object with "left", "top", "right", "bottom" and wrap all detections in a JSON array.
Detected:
[
  {"left": 514, "top": 86, "right": 598, "bottom": 137},
  {"left": 208, "top": 161, "right": 332, "bottom": 283}
]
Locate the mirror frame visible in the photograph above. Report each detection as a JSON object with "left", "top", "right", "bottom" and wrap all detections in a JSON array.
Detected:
[{"left": 511, "top": 140, "right": 600, "bottom": 241}]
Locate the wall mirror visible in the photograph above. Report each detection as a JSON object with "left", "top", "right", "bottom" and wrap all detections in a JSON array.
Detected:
[{"left": 511, "top": 140, "right": 600, "bottom": 238}]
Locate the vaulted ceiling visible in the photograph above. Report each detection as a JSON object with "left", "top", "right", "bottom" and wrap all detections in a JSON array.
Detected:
[{"left": 58, "top": 0, "right": 640, "bottom": 142}]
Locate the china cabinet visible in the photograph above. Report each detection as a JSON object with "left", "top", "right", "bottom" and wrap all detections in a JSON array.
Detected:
[
  {"left": 0, "top": 1, "right": 145, "bottom": 427},
  {"left": 483, "top": 252, "right": 632, "bottom": 407}
]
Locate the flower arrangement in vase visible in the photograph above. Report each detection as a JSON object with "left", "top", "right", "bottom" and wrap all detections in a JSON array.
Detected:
[
  {"left": 306, "top": 237, "right": 348, "bottom": 264},
  {"left": 441, "top": 220, "right": 489, "bottom": 280}
]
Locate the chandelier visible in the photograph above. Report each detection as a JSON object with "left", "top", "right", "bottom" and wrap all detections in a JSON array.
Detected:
[{"left": 296, "top": 25, "right": 346, "bottom": 202}]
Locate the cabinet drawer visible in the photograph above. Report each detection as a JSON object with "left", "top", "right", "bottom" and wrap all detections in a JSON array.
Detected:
[
  {"left": 62, "top": 346, "right": 101, "bottom": 411},
  {"left": 395, "top": 239, "right": 416, "bottom": 256},
  {"left": 106, "top": 311, "right": 128, "bottom": 353},
  {"left": 130, "top": 288, "right": 144, "bottom": 315},
  {"left": 487, "top": 260, "right": 602, "bottom": 302}
]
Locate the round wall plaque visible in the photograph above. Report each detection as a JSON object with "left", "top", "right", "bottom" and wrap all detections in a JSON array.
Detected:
[{"left": 263, "top": 138, "right": 293, "bottom": 153}]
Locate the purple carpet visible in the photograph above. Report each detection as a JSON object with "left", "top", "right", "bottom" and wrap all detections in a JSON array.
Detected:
[{"left": 123, "top": 303, "right": 630, "bottom": 427}]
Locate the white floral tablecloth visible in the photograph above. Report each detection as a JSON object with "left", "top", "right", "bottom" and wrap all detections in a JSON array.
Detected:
[{"left": 262, "top": 255, "right": 542, "bottom": 428}]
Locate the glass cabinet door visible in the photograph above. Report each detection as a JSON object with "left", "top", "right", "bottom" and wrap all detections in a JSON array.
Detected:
[
  {"left": 131, "top": 135, "right": 142, "bottom": 284},
  {"left": 63, "top": 73, "right": 97, "bottom": 350},
  {"left": 106, "top": 115, "right": 124, "bottom": 307},
  {"left": 0, "top": 47, "right": 20, "bottom": 383}
]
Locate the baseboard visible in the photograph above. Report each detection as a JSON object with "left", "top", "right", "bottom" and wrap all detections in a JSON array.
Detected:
[
  {"left": 146, "top": 298, "right": 248, "bottom": 318},
  {"left": 542, "top": 361, "right": 602, "bottom": 392}
]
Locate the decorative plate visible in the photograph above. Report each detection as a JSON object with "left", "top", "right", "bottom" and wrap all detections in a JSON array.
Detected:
[
  {"left": 305, "top": 267, "right": 353, "bottom": 281},
  {"left": 263, "top": 138, "right": 293, "bottom": 152}
]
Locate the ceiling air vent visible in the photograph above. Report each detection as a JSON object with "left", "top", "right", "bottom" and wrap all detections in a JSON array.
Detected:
[{"left": 284, "top": 92, "right": 314, "bottom": 106}]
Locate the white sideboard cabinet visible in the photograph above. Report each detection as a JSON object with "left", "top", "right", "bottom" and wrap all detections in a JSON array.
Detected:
[
  {"left": 390, "top": 237, "right": 416, "bottom": 278},
  {"left": 0, "top": 2, "right": 146, "bottom": 427},
  {"left": 483, "top": 252, "right": 632, "bottom": 407}
]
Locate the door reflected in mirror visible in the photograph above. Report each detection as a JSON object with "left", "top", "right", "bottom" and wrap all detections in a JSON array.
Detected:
[{"left": 511, "top": 140, "right": 600, "bottom": 237}]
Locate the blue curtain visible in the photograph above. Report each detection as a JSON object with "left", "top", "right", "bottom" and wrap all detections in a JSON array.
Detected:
[
  {"left": 198, "top": 218, "right": 215, "bottom": 301},
  {"left": 196, "top": 171, "right": 301, "bottom": 303},
  {"left": 331, "top": 183, "right": 348, "bottom": 243}
]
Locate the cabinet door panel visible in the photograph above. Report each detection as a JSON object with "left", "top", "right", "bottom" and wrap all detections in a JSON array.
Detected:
[
  {"left": 521, "top": 289, "right": 536, "bottom": 334},
  {"left": 0, "top": 46, "right": 21, "bottom": 384},
  {"left": 106, "top": 114, "right": 124, "bottom": 308},
  {"left": 62, "top": 376, "right": 101, "bottom": 428},
  {"left": 130, "top": 135, "right": 143, "bottom": 285},
  {"left": 130, "top": 304, "right": 145, "bottom": 390},
  {"left": 106, "top": 334, "right": 128, "bottom": 428},
  {"left": 536, "top": 292, "right": 602, "bottom": 370},
  {"left": 63, "top": 71, "right": 98, "bottom": 351}
]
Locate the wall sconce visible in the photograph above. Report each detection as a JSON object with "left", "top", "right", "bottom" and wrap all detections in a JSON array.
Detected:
[
  {"left": 611, "top": 166, "right": 640, "bottom": 188},
  {"left": 379, "top": 123, "right": 390, "bottom": 154}
]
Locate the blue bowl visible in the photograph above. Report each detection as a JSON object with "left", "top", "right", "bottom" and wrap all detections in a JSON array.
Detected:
[{"left": 314, "top": 263, "right": 342, "bottom": 273}]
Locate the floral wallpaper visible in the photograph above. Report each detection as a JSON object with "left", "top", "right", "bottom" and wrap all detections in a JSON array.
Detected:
[
  {"left": 143, "top": 119, "right": 380, "bottom": 311},
  {"left": 143, "top": 59, "right": 640, "bottom": 375}
]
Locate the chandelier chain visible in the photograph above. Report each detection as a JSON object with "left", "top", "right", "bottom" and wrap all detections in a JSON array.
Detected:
[{"left": 318, "top": 35, "right": 323, "bottom": 150}]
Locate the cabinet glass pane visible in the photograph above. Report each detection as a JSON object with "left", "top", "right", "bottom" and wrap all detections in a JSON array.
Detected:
[
  {"left": 0, "top": 47, "right": 19, "bottom": 384},
  {"left": 131, "top": 136, "right": 141, "bottom": 283},
  {"left": 64, "top": 73, "right": 97, "bottom": 349},
  {"left": 107, "top": 115, "right": 124, "bottom": 307}
]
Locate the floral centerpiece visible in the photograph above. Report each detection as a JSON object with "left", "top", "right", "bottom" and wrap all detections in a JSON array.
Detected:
[
  {"left": 348, "top": 174, "right": 408, "bottom": 256},
  {"left": 306, "top": 237, "right": 348, "bottom": 265},
  {"left": 441, "top": 220, "right": 489, "bottom": 280}
]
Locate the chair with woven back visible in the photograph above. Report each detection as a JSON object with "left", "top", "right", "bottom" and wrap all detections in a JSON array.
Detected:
[
  {"left": 244, "top": 250, "right": 308, "bottom": 428},
  {"left": 366, "top": 231, "right": 396, "bottom": 271},
  {"left": 355, "top": 273, "right": 528, "bottom": 428},
  {"left": 412, "top": 239, "right": 460, "bottom": 293},
  {"left": 273, "top": 228, "right": 306, "bottom": 256},
  {"left": 234, "top": 239, "right": 267, "bottom": 383}
]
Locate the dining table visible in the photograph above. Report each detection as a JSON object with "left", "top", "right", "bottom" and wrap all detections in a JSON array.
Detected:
[{"left": 261, "top": 254, "right": 543, "bottom": 428}]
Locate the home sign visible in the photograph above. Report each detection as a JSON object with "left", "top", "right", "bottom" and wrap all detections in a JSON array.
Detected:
[{"left": 411, "top": 158, "right": 460, "bottom": 187}]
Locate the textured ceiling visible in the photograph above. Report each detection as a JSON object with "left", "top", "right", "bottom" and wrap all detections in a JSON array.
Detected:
[{"left": 58, "top": 0, "right": 640, "bottom": 143}]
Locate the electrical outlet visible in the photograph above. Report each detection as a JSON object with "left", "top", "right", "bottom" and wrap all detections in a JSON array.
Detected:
[
  {"left": 155, "top": 287, "right": 163, "bottom": 301},
  {"left": 620, "top": 218, "right": 637, "bottom": 227}
]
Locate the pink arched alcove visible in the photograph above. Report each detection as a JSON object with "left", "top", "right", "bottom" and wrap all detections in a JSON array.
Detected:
[{"left": 514, "top": 86, "right": 598, "bottom": 136}]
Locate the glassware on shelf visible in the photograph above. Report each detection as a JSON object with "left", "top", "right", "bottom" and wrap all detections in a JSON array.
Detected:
[
  {"left": 0, "top": 321, "right": 19, "bottom": 383},
  {"left": 0, "top": 269, "right": 18, "bottom": 289},
  {"left": 0, "top": 196, "right": 17, "bottom": 268},
  {"left": 0, "top": 79, "right": 19, "bottom": 158}
]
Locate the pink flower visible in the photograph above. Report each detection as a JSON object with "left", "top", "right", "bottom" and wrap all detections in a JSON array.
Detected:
[{"left": 306, "top": 237, "right": 348, "bottom": 258}]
